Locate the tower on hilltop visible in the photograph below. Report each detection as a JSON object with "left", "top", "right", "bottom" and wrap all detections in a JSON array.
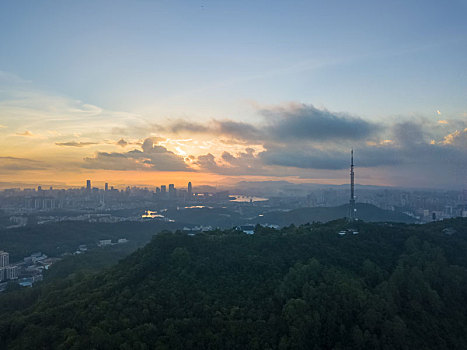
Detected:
[{"left": 348, "top": 149, "right": 356, "bottom": 221}]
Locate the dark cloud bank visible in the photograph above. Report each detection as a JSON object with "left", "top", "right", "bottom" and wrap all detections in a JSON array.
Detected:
[
  {"left": 194, "top": 105, "right": 466, "bottom": 187},
  {"left": 167, "top": 104, "right": 379, "bottom": 144},
  {"left": 76, "top": 103, "right": 466, "bottom": 187}
]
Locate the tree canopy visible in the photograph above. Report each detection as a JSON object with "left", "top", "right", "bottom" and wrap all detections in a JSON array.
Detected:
[{"left": 1, "top": 218, "right": 467, "bottom": 349}]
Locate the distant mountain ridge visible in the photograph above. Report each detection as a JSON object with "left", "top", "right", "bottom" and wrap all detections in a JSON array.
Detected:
[
  {"left": 229, "top": 180, "right": 458, "bottom": 196},
  {"left": 251, "top": 203, "right": 416, "bottom": 226}
]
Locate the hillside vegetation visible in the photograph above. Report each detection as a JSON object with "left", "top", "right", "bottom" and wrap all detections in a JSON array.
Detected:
[
  {"left": 0, "top": 221, "right": 181, "bottom": 261},
  {"left": 1, "top": 218, "right": 466, "bottom": 349},
  {"left": 253, "top": 203, "right": 416, "bottom": 226}
]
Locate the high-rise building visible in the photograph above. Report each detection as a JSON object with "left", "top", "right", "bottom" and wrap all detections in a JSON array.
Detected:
[
  {"left": 161, "top": 185, "right": 167, "bottom": 194},
  {"left": 86, "top": 180, "right": 91, "bottom": 191},
  {"left": 169, "top": 184, "right": 176, "bottom": 198},
  {"left": 105, "top": 183, "right": 109, "bottom": 191},
  {"left": 0, "top": 267, "right": 4, "bottom": 282},
  {"left": 0, "top": 251, "right": 9, "bottom": 267},
  {"left": 188, "top": 182, "right": 192, "bottom": 197}
]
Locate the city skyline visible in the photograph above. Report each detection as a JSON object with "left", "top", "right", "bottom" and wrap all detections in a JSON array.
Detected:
[{"left": 1, "top": 1, "right": 467, "bottom": 189}]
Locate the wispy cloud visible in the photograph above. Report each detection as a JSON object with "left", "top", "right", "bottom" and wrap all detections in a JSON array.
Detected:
[
  {"left": 55, "top": 141, "right": 99, "bottom": 147},
  {"left": 0, "top": 156, "right": 47, "bottom": 171},
  {"left": 15, "top": 130, "right": 34, "bottom": 136},
  {"left": 0, "top": 72, "right": 147, "bottom": 142},
  {"left": 114, "top": 138, "right": 143, "bottom": 147}
]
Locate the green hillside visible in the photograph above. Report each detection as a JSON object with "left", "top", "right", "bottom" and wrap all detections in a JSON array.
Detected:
[
  {"left": 253, "top": 203, "right": 416, "bottom": 226},
  {"left": 1, "top": 218, "right": 467, "bottom": 349},
  {"left": 0, "top": 221, "right": 182, "bottom": 261}
]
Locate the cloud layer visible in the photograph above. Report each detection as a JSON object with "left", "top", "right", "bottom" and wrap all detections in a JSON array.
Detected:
[
  {"left": 261, "top": 104, "right": 379, "bottom": 141},
  {"left": 167, "top": 103, "right": 379, "bottom": 144},
  {"left": 55, "top": 141, "right": 99, "bottom": 147},
  {"left": 83, "top": 137, "right": 191, "bottom": 172},
  {"left": 2, "top": 81, "right": 466, "bottom": 189},
  {"left": 173, "top": 106, "right": 467, "bottom": 188},
  {"left": 0, "top": 156, "right": 47, "bottom": 171},
  {"left": 70, "top": 103, "right": 467, "bottom": 188}
]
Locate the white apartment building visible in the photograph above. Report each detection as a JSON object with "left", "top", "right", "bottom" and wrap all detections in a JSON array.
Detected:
[{"left": 0, "top": 251, "right": 9, "bottom": 267}]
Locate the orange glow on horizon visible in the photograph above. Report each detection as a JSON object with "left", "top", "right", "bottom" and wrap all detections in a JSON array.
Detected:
[{"left": 0, "top": 167, "right": 393, "bottom": 190}]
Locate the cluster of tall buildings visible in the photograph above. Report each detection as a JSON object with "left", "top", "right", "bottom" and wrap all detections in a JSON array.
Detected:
[
  {"left": 0, "top": 251, "right": 19, "bottom": 282},
  {"left": 0, "top": 180, "right": 199, "bottom": 214},
  {"left": 86, "top": 180, "right": 195, "bottom": 200},
  {"left": 86, "top": 180, "right": 112, "bottom": 192},
  {"left": 84, "top": 180, "right": 193, "bottom": 197},
  {"left": 153, "top": 182, "right": 193, "bottom": 200}
]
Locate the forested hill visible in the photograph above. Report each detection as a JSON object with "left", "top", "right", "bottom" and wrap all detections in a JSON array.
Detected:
[
  {"left": 1, "top": 218, "right": 467, "bottom": 349},
  {"left": 252, "top": 203, "right": 416, "bottom": 226}
]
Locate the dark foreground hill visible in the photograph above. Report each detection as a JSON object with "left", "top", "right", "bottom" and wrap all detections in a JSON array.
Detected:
[
  {"left": 1, "top": 219, "right": 467, "bottom": 349},
  {"left": 251, "top": 203, "right": 416, "bottom": 226}
]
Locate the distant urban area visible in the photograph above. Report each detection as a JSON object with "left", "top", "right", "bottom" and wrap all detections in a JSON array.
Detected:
[
  {"left": 1, "top": 179, "right": 467, "bottom": 226},
  {"left": 1, "top": 179, "right": 467, "bottom": 292}
]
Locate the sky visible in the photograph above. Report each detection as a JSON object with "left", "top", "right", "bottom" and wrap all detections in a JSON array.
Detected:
[{"left": 0, "top": 0, "right": 467, "bottom": 189}]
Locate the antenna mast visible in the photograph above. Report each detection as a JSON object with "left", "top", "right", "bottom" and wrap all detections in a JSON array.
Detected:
[{"left": 349, "top": 149, "right": 356, "bottom": 221}]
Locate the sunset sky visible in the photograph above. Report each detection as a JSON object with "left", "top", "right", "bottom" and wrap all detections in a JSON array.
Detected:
[{"left": 1, "top": 1, "right": 467, "bottom": 189}]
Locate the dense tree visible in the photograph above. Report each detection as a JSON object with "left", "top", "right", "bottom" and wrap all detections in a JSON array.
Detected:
[{"left": 0, "top": 218, "right": 466, "bottom": 349}]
